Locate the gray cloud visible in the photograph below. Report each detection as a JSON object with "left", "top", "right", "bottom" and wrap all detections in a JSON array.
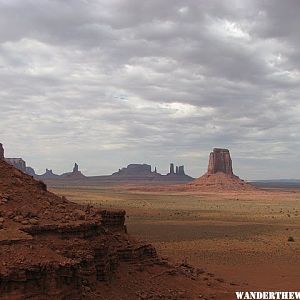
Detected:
[{"left": 0, "top": 0, "right": 300, "bottom": 179}]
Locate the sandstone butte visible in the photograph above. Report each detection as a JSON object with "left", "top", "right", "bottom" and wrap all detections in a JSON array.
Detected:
[
  {"left": 189, "top": 148, "right": 255, "bottom": 191},
  {"left": 0, "top": 144, "right": 233, "bottom": 299}
]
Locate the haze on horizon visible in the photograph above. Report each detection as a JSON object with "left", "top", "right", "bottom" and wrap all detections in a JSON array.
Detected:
[{"left": 0, "top": 0, "right": 300, "bottom": 180}]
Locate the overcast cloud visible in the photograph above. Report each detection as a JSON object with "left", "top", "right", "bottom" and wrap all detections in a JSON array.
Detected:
[{"left": 1, "top": 0, "right": 300, "bottom": 179}]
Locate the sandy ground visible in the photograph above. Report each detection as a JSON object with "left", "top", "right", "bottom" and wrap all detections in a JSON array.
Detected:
[{"left": 50, "top": 184, "right": 300, "bottom": 291}]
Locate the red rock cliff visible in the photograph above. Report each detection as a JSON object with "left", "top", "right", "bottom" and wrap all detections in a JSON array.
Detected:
[{"left": 207, "top": 148, "right": 233, "bottom": 175}]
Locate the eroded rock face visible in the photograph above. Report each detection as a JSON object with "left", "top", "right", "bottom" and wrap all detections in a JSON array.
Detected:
[
  {"left": 25, "top": 166, "right": 36, "bottom": 176},
  {"left": 207, "top": 148, "right": 233, "bottom": 175},
  {"left": 0, "top": 144, "right": 3, "bottom": 160},
  {"left": 5, "top": 158, "right": 27, "bottom": 173}
]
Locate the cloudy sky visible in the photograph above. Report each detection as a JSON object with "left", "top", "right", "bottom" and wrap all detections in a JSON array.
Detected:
[{"left": 1, "top": 0, "right": 300, "bottom": 179}]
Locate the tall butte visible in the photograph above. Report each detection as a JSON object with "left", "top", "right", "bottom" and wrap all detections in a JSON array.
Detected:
[
  {"left": 189, "top": 148, "right": 255, "bottom": 191},
  {"left": 207, "top": 148, "right": 233, "bottom": 175}
]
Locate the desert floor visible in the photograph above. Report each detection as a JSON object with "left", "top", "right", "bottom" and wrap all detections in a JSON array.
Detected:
[{"left": 50, "top": 184, "right": 300, "bottom": 291}]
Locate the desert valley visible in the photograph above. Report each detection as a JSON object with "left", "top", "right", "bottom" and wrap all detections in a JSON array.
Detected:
[{"left": 1, "top": 143, "right": 299, "bottom": 299}]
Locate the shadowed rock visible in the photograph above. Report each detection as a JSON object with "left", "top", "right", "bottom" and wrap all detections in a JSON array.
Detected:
[
  {"left": 5, "top": 158, "right": 27, "bottom": 173},
  {"left": 26, "top": 166, "right": 36, "bottom": 176},
  {"left": 73, "top": 162, "right": 79, "bottom": 173},
  {"left": 40, "top": 168, "right": 60, "bottom": 179},
  {"left": 169, "top": 163, "right": 175, "bottom": 174},
  {"left": 113, "top": 164, "right": 152, "bottom": 176},
  {"left": 178, "top": 165, "right": 185, "bottom": 175}
]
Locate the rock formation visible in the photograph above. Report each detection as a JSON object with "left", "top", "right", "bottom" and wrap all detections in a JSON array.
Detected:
[
  {"left": 61, "top": 163, "right": 86, "bottom": 179},
  {"left": 169, "top": 163, "right": 175, "bottom": 174},
  {"left": 5, "top": 158, "right": 26, "bottom": 173},
  {"left": 110, "top": 163, "right": 193, "bottom": 182},
  {"left": 73, "top": 162, "right": 79, "bottom": 173},
  {"left": 168, "top": 163, "right": 186, "bottom": 176},
  {"left": 177, "top": 166, "right": 185, "bottom": 175},
  {"left": 189, "top": 148, "right": 255, "bottom": 191},
  {"left": 0, "top": 143, "right": 4, "bottom": 160},
  {"left": 39, "top": 168, "right": 60, "bottom": 179},
  {"left": 207, "top": 148, "right": 233, "bottom": 175},
  {"left": 113, "top": 164, "right": 153, "bottom": 176},
  {"left": 0, "top": 154, "right": 158, "bottom": 299},
  {"left": 2, "top": 146, "right": 36, "bottom": 176}
]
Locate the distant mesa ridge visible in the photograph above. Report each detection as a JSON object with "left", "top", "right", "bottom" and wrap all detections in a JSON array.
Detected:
[
  {"left": 112, "top": 163, "right": 192, "bottom": 182},
  {"left": 0, "top": 143, "right": 192, "bottom": 182},
  {"left": 40, "top": 168, "right": 60, "bottom": 179}
]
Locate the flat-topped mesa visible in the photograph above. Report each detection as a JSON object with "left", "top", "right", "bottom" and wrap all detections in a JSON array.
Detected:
[
  {"left": 207, "top": 148, "right": 233, "bottom": 175},
  {"left": 0, "top": 143, "right": 4, "bottom": 160},
  {"left": 113, "top": 164, "right": 152, "bottom": 176}
]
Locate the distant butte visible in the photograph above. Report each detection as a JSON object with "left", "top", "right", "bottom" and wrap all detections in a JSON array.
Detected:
[{"left": 189, "top": 148, "right": 255, "bottom": 191}]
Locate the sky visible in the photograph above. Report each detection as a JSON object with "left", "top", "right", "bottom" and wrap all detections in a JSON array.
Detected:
[{"left": 0, "top": 0, "right": 300, "bottom": 179}]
